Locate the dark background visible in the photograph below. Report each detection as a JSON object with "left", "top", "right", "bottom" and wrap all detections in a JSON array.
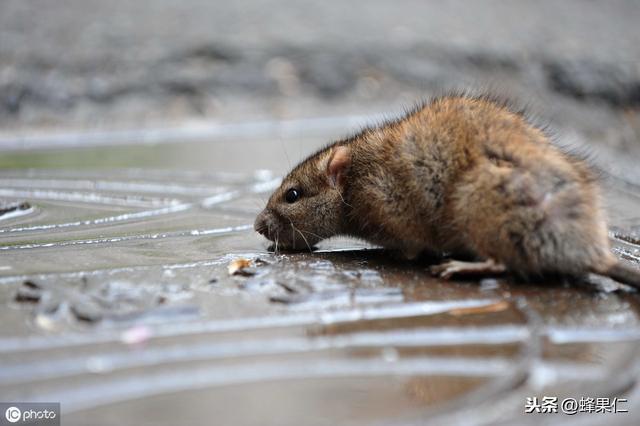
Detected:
[{"left": 1, "top": 0, "right": 639, "bottom": 143}]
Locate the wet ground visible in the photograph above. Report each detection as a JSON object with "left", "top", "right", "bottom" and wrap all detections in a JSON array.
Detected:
[{"left": 2, "top": 1, "right": 640, "bottom": 425}]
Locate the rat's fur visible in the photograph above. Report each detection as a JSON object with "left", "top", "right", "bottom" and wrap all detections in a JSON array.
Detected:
[{"left": 255, "top": 95, "right": 640, "bottom": 286}]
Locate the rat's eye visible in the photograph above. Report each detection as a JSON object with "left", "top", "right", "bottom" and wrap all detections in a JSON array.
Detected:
[{"left": 285, "top": 188, "right": 301, "bottom": 203}]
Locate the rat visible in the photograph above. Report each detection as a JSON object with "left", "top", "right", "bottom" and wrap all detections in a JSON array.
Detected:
[{"left": 254, "top": 94, "right": 640, "bottom": 287}]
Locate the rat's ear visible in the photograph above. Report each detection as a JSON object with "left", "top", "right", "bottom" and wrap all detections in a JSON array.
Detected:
[{"left": 327, "top": 145, "right": 351, "bottom": 188}]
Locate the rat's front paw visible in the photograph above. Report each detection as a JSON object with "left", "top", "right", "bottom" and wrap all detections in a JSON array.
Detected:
[{"left": 429, "top": 259, "right": 506, "bottom": 280}]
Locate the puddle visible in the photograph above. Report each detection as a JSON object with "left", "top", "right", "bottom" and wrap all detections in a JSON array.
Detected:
[{"left": 1, "top": 129, "right": 640, "bottom": 425}]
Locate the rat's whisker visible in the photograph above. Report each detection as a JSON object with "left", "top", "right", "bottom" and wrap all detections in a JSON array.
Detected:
[
  {"left": 266, "top": 221, "right": 276, "bottom": 254},
  {"left": 251, "top": 199, "right": 265, "bottom": 209},
  {"left": 290, "top": 220, "right": 312, "bottom": 252},
  {"left": 301, "top": 229, "right": 325, "bottom": 240},
  {"left": 295, "top": 227, "right": 313, "bottom": 252}
]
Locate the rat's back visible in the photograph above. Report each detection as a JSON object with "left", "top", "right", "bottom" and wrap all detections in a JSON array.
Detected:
[{"left": 411, "top": 96, "right": 614, "bottom": 277}]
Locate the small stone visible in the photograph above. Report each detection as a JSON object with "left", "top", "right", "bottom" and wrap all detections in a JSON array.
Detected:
[
  {"left": 14, "top": 286, "right": 41, "bottom": 303},
  {"left": 276, "top": 281, "right": 298, "bottom": 293},
  {"left": 0, "top": 201, "right": 31, "bottom": 216},
  {"left": 70, "top": 302, "right": 103, "bottom": 323},
  {"left": 254, "top": 257, "right": 271, "bottom": 266},
  {"left": 236, "top": 267, "right": 258, "bottom": 277},
  {"left": 269, "top": 294, "right": 296, "bottom": 304},
  {"left": 22, "top": 280, "right": 41, "bottom": 289}
]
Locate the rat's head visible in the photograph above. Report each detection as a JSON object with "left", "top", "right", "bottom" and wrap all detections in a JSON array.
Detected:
[{"left": 254, "top": 145, "right": 351, "bottom": 250}]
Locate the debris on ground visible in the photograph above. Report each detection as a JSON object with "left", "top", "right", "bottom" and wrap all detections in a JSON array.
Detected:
[
  {"left": 447, "top": 300, "right": 510, "bottom": 316},
  {"left": 0, "top": 201, "right": 31, "bottom": 218},
  {"left": 14, "top": 280, "right": 43, "bottom": 303},
  {"left": 228, "top": 258, "right": 258, "bottom": 276}
]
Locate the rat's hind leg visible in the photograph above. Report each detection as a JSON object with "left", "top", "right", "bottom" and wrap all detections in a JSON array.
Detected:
[
  {"left": 450, "top": 161, "right": 611, "bottom": 278},
  {"left": 430, "top": 259, "right": 506, "bottom": 279}
]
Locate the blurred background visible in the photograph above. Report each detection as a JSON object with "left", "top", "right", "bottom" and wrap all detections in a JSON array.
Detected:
[{"left": 1, "top": 1, "right": 639, "bottom": 151}]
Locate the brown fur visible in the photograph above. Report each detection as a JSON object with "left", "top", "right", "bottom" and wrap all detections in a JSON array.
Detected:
[{"left": 255, "top": 95, "right": 640, "bottom": 285}]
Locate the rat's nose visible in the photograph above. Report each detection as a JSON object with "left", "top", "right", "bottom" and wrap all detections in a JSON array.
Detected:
[{"left": 254, "top": 210, "right": 270, "bottom": 237}]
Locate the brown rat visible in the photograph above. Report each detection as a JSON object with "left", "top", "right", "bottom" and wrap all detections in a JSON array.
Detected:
[{"left": 254, "top": 94, "right": 640, "bottom": 287}]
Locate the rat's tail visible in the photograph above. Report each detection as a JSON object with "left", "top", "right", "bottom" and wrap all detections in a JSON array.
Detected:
[{"left": 595, "top": 261, "right": 640, "bottom": 289}]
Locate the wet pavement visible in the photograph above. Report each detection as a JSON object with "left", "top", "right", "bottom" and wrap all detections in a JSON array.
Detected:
[{"left": 1, "top": 121, "right": 640, "bottom": 425}]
